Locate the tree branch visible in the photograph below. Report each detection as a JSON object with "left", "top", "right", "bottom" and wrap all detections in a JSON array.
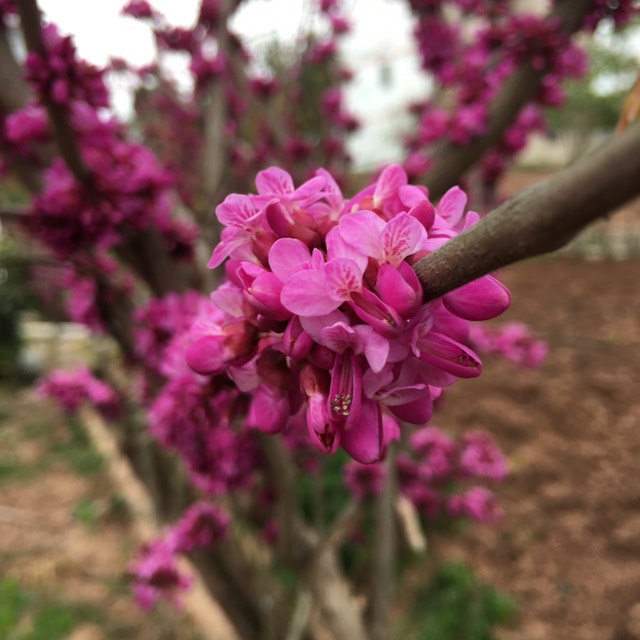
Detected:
[
  {"left": 200, "top": 1, "right": 233, "bottom": 211},
  {"left": 414, "top": 121, "right": 640, "bottom": 301},
  {"left": 16, "top": 0, "right": 92, "bottom": 184},
  {"left": 423, "top": 0, "right": 593, "bottom": 199},
  {"left": 0, "top": 31, "right": 44, "bottom": 192},
  {"left": 257, "top": 434, "right": 299, "bottom": 563},
  {"left": 0, "top": 30, "right": 31, "bottom": 111},
  {"left": 0, "top": 203, "right": 27, "bottom": 221},
  {"left": 370, "top": 447, "right": 396, "bottom": 640},
  {"left": 315, "top": 499, "right": 361, "bottom": 557}
]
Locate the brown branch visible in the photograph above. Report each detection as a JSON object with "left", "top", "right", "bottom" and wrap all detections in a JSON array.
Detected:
[
  {"left": 315, "top": 499, "right": 361, "bottom": 557},
  {"left": 423, "top": 0, "right": 593, "bottom": 199},
  {"left": 414, "top": 121, "right": 640, "bottom": 301},
  {"left": 370, "top": 447, "right": 396, "bottom": 640},
  {"left": 0, "top": 31, "right": 44, "bottom": 192},
  {"left": 16, "top": 0, "right": 92, "bottom": 184},
  {"left": 0, "top": 203, "right": 28, "bottom": 220},
  {"left": 257, "top": 434, "right": 299, "bottom": 563},
  {"left": 0, "top": 30, "right": 31, "bottom": 112},
  {"left": 200, "top": 0, "right": 234, "bottom": 212}
]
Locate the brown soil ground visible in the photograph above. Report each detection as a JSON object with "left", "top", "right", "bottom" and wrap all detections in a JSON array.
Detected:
[
  {"left": 0, "top": 388, "right": 200, "bottom": 640},
  {"left": 435, "top": 257, "right": 640, "bottom": 640}
]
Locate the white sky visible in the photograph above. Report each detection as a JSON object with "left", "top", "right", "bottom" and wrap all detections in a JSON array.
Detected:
[
  {"left": 33, "top": 0, "right": 424, "bottom": 169},
  {"left": 33, "top": 1, "right": 637, "bottom": 169},
  {"left": 37, "top": 0, "right": 331, "bottom": 67},
  {"left": 35, "top": 0, "right": 329, "bottom": 116}
]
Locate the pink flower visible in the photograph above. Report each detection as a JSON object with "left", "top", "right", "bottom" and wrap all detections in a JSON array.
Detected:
[
  {"left": 459, "top": 431, "right": 508, "bottom": 481},
  {"left": 130, "top": 540, "right": 192, "bottom": 610},
  {"left": 121, "top": 1, "right": 154, "bottom": 19},
  {"left": 447, "top": 487, "right": 502, "bottom": 524},
  {"left": 344, "top": 460, "right": 386, "bottom": 499},
  {"left": 38, "top": 366, "right": 121, "bottom": 419},
  {"left": 169, "top": 502, "right": 230, "bottom": 552},
  {"left": 189, "top": 165, "right": 510, "bottom": 463}
]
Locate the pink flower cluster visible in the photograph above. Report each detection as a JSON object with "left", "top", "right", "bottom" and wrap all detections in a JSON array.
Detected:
[
  {"left": 134, "top": 291, "right": 204, "bottom": 373},
  {"left": 26, "top": 136, "right": 180, "bottom": 258},
  {"left": 344, "top": 426, "right": 506, "bottom": 524},
  {"left": 130, "top": 501, "right": 229, "bottom": 609},
  {"left": 147, "top": 373, "right": 260, "bottom": 495},
  {"left": 406, "top": 2, "right": 590, "bottom": 185},
  {"left": 0, "top": 0, "right": 16, "bottom": 25},
  {"left": 187, "top": 165, "right": 510, "bottom": 463},
  {"left": 37, "top": 366, "right": 121, "bottom": 420},
  {"left": 397, "top": 427, "right": 506, "bottom": 524},
  {"left": 469, "top": 322, "right": 548, "bottom": 369},
  {"left": 4, "top": 104, "right": 49, "bottom": 156},
  {"left": 115, "top": 0, "right": 355, "bottom": 198},
  {"left": 121, "top": 0, "right": 155, "bottom": 20},
  {"left": 25, "top": 24, "right": 109, "bottom": 109},
  {"left": 135, "top": 292, "right": 261, "bottom": 495},
  {"left": 580, "top": 0, "right": 640, "bottom": 31}
]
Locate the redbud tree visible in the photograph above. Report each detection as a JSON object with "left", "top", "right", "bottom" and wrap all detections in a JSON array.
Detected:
[{"left": 3, "top": 0, "right": 640, "bottom": 638}]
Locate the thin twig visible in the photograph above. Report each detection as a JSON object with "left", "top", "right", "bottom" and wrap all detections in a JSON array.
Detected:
[
  {"left": 423, "top": 0, "right": 593, "bottom": 199},
  {"left": 16, "top": 0, "right": 92, "bottom": 184},
  {"left": 285, "top": 590, "right": 313, "bottom": 640},
  {"left": 370, "top": 447, "right": 396, "bottom": 640},
  {"left": 414, "top": 121, "right": 640, "bottom": 300},
  {"left": 257, "top": 434, "right": 298, "bottom": 562},
  {"left": 315, "top": 499, "right": 361, "bottom": 557},
  {"left": 0, "top": 204, "right": 28, "bottom": 221}
]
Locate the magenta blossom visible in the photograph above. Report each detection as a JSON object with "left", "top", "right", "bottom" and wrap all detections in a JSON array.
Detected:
[{"left": 187, "top": 165, "right": 510, "bottom": 463}]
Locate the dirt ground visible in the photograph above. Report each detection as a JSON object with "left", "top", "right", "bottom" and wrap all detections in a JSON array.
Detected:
[
  {"left": 3, "top": 256, "right": 640, "bottom": 639},
  {"left": 434, "top": 257, "right": 640, "bottom": 640},
  {"left": 0, "top": 388, "right": 200, "bottom": 639}
]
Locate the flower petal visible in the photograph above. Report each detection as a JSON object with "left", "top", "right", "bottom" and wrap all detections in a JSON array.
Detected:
[
  {"left": 246, "top": 384, "right": 289, "bottom": 433},
  {"left": 255, "top": 167, "right": 294, "bottom": 196},
  {"left": 377, "top": 262, "right": 423, "bottom": 319},
  {"left": 281, "top": 270, "right": 338, "bottom": 316},
  {"left": 443, "top": 274, "right": 510, "bottom": 321},
  {"left": 324, "top": 258, "right": 363, "bottom": 302},
  {"left": 268, "top": 237, "right": 311, "bottom": 282},
  {"left": 215, "top": 194, "right": 259, "bottom": 228},
  {"left": 437, "top": 186, "right": 467, "bottom": 226},
  {"left": 373, "top": 164, "right": 407, "bottom": 209},
  {"left": 186, "top": 335, "right": 227, "bottom": 375},
  {"left": 381, "top": 213, "right": 425, "bottom": 266},
  {"left": 341, "top": 397, "right": 383, "bottom": 464},
  {"left": 419, "top": 332, "right": 482, "bottom": 378},
  {"left": 354, "top": 325, "right": 390, "bottom": 373},
  {"left": 338, "top": 210, "right": 385, "bottom": 260},
  {"left": 388, "top": 393, "right": 433, "bottom": 424}
]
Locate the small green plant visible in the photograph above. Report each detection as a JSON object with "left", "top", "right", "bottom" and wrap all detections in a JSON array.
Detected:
[
  {"left": 53, "top": 444, "right": 104, "bottom": 476},
  {"left": 0, "top": 577, "right": 27, "bottom": 638},
  {"left": 0, "top": 577, "right": 76, "bottom": 640},
  {"left": 72, "top": 498, "right": 101, "bottom": 526},
  {"left": 19, "top": 605, "right": 75, "bottom": 640},
  {"left": 52, "top": 418, "right": 104, "bottom": 476},
  {"left": 0, "top": 455, "right": 18, "bottom": 481},
  {"left": 106, "top": 492, "right": 131, "bottom": 523},
  {"left": 402, "top": 562, "right": 518, "bottom": 640}
]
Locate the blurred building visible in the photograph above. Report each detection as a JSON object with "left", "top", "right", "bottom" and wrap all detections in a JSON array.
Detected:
[{"left": 341, "top": 0, "right": 551, "bottom": 171}]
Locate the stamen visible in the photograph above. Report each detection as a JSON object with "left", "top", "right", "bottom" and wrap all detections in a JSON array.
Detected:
[
  {"left": 331, "top": 393, "right": 352, "bottom": 416},
  {"left": 456, "top": 353, "right": 479, "bottom": 368}
]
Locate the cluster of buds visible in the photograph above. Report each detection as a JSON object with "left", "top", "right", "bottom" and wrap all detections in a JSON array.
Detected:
[
  {"left": 129, "top": 501, "right": 230, "bottom": 609},
  {"left": 469, "top": 322, "right": 548, "bottom": 369},
  {"left": 406, "top": 1, "right": 590, "bottom": 187},
  {"left": 186, "top": 165, "right": 510, "bottom": 463},
  {"left": 37, "top": 366, "right": 121, "bottom": 420}
]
